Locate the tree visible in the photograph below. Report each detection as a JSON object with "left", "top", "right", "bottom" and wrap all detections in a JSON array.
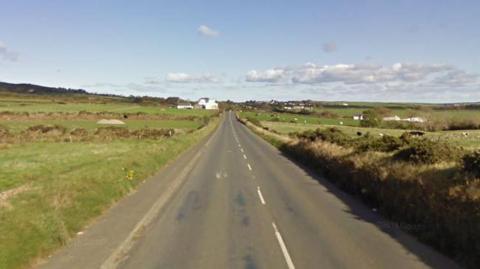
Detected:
[{"left": 360, "top": 109, "right": 381, "bottom": 127}]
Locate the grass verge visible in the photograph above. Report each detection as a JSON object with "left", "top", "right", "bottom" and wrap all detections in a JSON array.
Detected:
[{"left": 0, "top": 117, "right": 219, "bottom": 269}]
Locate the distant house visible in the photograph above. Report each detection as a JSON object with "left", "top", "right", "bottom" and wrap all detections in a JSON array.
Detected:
[
  {"left": 197, "top": 98, "right": 219, "bottom": 110},
  {"left": 282, "top": 103, "right": 313, "bottom": 111},
  {"left": 177, "top": 103, "right": 193, "bottom": 109},
  {"left": 353, "top": 114, "right": 364, "bottom": 121},
  {"left": 383, "top": 115, "right": 401, "bottom": 121}
]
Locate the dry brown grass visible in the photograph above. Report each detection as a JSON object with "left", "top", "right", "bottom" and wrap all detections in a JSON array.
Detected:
[{"left": 0, "top": 184, "right": 31, "bottom": 209}]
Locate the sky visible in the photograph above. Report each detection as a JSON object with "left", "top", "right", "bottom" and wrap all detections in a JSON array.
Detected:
[{"left": 0, "top": 0, "right": 479, "bottom": 102}]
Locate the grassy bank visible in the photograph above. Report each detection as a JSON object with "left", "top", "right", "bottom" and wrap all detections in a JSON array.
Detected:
[
  {"left": 239, "top": 116, "right": 480, "bottom": 268},
  {"left": 0, "top": 117, "right": 219, "bottom": 269}
]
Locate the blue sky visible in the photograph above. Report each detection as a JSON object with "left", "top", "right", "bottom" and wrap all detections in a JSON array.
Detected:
[{"left": 0, "top": 0, "right": 479, "bottom": 102}]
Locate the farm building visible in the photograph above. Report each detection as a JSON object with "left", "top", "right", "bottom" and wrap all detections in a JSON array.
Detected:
[
  {"left": 353, "top": 114, "right": 364, "bottom": 120},
  {"left": 177, "top": 103, "right": 193, "bottom": 109},
  {"left": 197, "top": 98, "right": 219, "bottom": 110}
]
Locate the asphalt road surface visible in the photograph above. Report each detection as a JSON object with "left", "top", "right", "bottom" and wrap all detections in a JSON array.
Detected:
[{"left": 39, "top": 111, "right": 460, "bottom": 269}]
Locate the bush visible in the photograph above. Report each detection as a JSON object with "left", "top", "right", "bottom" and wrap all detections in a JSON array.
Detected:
[
  {"left": 247, "top": 116, "right": 262, "bottom": 127},
  {"left": 463, "top": 151, "right": 480, "bottom": 176},
  {"left": 318, "top": 110, "right": 339, "bottom": 119},
  {"left": 131, "top": 128, "right": 174, "bottom": 139},
  {"left": 70, "top": 128, "right": 89, "bottom": 137},
  {"left": 446, "top": 119, "right": 480, "bottom": 131},
  {"left": 394, "top": 139, "right": 461, "bottom": 164},
  {"left": 270, "top": 116, "right": 280, "bottom": 122},
  {"left": 0, "top": 125, "right": 10, "bottom": 137},
  {"left": 94, "top": 126, "right": 130, "bottom": 138},
  {"left": 278, "top": 137, "right": 479, "bottom": 268},
  {"left": 26, "top": 124, "right": 67, "bottom": 135},
  {"left": 354, "top": 134, "right": 405, "bottom": 153},
  {"left": 360, "top": 109, "right": 381, "bottom": 127},
  {"left": 200, "top": 115, "right": 210, "bottom": 127},
  {"left": 296, "top": 127, "right": 350, "bottom": 146}
]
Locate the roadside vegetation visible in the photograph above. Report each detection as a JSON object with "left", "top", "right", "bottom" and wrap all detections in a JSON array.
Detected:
[
  {"left": 0, "top": 96, "right": 219, "bottom": 269},
  {"left": 240, "top": 102, "right": 480, "bottom": 132},
  {"left": 239, "top": 115, "right": 480, "bottom": 269},
  {"left": 240, "top": 107, "right": 480, "bottom": 150}
]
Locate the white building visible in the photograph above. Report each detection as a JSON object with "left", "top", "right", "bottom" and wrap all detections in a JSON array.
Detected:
[
  {"left": 177, "top": 103, "right": 193, "bottom": 109},
  {"left": 197, "top": 98, "right": 219, "bottom": 110},
  {"left": 353, "top": 114, "right": 364, "bottom": 121}
]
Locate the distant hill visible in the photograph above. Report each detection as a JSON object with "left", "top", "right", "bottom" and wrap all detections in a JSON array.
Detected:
[
  {"left": 0, "top": 81, "right": 101, "bottom": 96},
  {"left": 0, "top": 81, "right": 191, "bottom": 105}
]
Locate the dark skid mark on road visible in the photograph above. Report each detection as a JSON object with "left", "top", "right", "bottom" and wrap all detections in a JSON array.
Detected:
[
  {"left": 243, "top": 254, "right": 259, "bottom": 269},
  {"left": 235, "top": 191, "right": 246, "bottom": 207},
  {"left": 242, "top": 216, "right": 250, "bottom": 227},
  {"left": 176, "top": 191, "right": 201, "bottom": 221}
]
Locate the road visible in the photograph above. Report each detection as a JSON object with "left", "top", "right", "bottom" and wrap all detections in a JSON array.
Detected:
[{"left": 39, "top": 111, "right": 459, "bottom": 269}]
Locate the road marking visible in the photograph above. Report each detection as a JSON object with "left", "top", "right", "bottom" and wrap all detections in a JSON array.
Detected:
[
  {"left": 247, "top": 163, "right": 252, "bottom": 171},
  {"left": 238, "top": 143, "right": 241, "bottom": 147},
  {"left": 272, "top": 222, "right": 296, "bottom": 269},
  {"left": 243, "top": 154, "right": 247, "bottom": 159},
  {"left": 240, "top": 148, "right": 244, "bottom": 152},
  {"left": 257, "top": 187, "right": 266, "bottom": 205}
]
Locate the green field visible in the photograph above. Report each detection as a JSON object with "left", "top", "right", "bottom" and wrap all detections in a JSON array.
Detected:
[
  {"left": 240, "top": 105, "right": 480, "bottom": 149},
  {"left": 0, "top": 96, "right": 220, "bottom": 269},
  {"left": 240, "top": 111, "right": 360, "bottom": 126},
  {"left": 0, "top": 119, "right": 201, "bottom": 133},
  {"left": 241, "top": 108, "right": 480, "bottom": 128},
  {"left": 261, "top": 121, "right": 480, "bottom": 149},
  {"left": 0, "top": 98, "right": 214, "bottom": 117}
]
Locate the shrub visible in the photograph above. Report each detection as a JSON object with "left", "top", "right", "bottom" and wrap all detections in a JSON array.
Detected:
[
  {"left": 200, "top": 115, "right": 210, "bottom": 127},
  {"left": 446, "top": 119, "right": 480, "bottom": 131},
  {"left": 360, "top": 109, "right": 381, "bottom": 127},
  {"left": 463, "top": 151, "right": 480, "bottom": 176},
  {"left": 94, "top": 126, "right": 130, "bottom": 138},
  {"left": 26, "top": 124, "right": 67, "bottom": 135},
  {"left": 131, "top": 128, "right": 174, "bottom": 139},
  {"left": 394, "top": 139, "right": 461, "bottom": 164},
  {"left": 318, "top": 110, "right": 339, "bottom": 119},
  {"left": 354, "top": 134, "right": 405, "bottom": 153},
  {"left": 0, "top": 125, "right": 10, "bottom": 137},
  {"left": 296, "top": 127, "right": 350, "bottom": 146},
  {"left": 247, "top": 116, "right": 262, "bottom": 127},
  {"left": 70, "top": 128, "right": 89, "bottom": 137},
  {"left": 373, "top": 106, "right": 393, "bottom": 116},
  {"left": 270, "top": 116, "right": 280, "bottom": 122}
]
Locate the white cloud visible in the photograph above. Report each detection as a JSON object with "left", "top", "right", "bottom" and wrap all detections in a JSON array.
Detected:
[
  {"left": 246, "top": 62, "right": 462, "bottom": 85},
  {"left": 245, "top": 68, "right": 286, "bottom": 83},
  {"left": 432, "top": 70, "right": 479, "bottom": 87},
  {"left": 0, "top": 41, "right": 19, "bottom": 62},
  {"left": 243, "top": 62, "right": 480, "bottom": 102},
  {"left": 165, "top": 72, "right": 219, "bottom": 83},
  {"left": 198, "top": 25, "right": 219, "bottom": 37},
  {"left": 322, "top": 42, "right": 337, "bottom": 53}
]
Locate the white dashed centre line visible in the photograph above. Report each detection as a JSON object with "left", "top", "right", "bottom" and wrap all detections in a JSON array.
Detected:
[
  {"left": 257, "top": 186, "right": 266, "bottom": 205},
  {"left": 272, "top": 222, "right": 296, "bottom": 269},
  {"left": 247, "top": 163, "right": 252, "bottom": 171},
  {"left": 243, "top": 154, "right": 247, "bottom": 159}
]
